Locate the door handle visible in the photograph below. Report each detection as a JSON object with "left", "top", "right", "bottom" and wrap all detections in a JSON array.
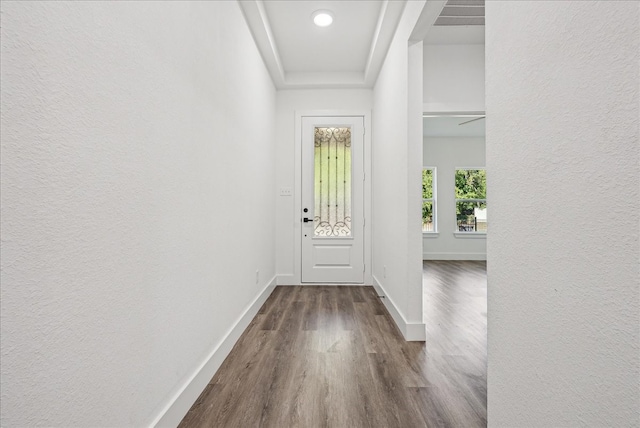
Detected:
[{"left": 303, "top": 217, "right": 313, "bottom": 223}]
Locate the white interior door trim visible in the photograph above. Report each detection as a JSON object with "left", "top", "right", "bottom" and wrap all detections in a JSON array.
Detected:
[{"left": 294, "top": 110, "right": 372, "bottom": 285}]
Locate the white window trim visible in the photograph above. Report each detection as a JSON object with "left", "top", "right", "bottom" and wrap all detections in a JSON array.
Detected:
[
  {"left": 422, "top": 166, "right": 437, "bottom": 234},
  {"left": 454, "top": 232, "right": 486, "bottom": 239},
  {"left": 454, "top": 167, "right": 487, "bottom": 235}
]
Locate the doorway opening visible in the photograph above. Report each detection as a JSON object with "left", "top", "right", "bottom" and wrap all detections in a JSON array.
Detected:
[{"left": 294, "top": 112, "right": 372, "bottom": 285}]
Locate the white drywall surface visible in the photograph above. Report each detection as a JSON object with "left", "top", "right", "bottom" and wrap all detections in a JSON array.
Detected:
[
  {"left": 423, "top": 137, "right": 486, "bottom": 259},
  {"left": 0, "top": 2, "right": 276, "bottom": 426},
  {"left": 486, "top": 1, "right": 639, "bottom": 426},
  {"left": 423, "top": 44, "right": 485, "bottom": 112},
  {"left": 371, "top": 0, "right": 426, "bottom": 332}
]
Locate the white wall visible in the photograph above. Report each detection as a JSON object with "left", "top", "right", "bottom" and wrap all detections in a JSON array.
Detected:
[
  {"left": 371, "top": 0, "right": 426, "bottom": 341},
  {"left": 423, "top": 44, "right": 485, "bottom": 112},
  {"left": 423, "top": 137, "right": 486, "bottom": 260},
  {"left": 486, "top": 1, "right": 639, "bottom": 426},
  {"left": 275, "top": 89, "right": 372, "bottom": 285},
  {"left": 0, "top": 2, "right": 276, "bottom": 426}
]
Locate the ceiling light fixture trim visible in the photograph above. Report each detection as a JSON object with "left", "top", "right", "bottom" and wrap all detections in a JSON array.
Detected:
[{"left": 312, "top": 10, "right": 334, "bottom": 27}]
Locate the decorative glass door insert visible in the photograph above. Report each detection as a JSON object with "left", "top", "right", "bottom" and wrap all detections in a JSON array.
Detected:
[{"left": 314, "top": 127, "right": 351, "bottom": 237}]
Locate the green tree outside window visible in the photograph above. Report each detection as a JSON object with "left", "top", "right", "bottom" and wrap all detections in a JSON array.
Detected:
[
  {"left": 455, "top": 169, "right": 487, "bottom": 232},
  {"left": 422, "top": 168, "right": 436, "bottom": 232}
]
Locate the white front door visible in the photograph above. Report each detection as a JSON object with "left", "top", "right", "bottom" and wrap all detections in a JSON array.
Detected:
[{"left": 301, "top": 116, "right": 365, "bottom": 283}]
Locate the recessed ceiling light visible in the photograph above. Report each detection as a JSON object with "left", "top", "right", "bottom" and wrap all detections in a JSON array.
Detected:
[{"left": 312, "top": 10, "right": 334, "bottom": 27}]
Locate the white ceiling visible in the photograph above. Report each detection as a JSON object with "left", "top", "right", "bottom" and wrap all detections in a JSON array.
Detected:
[
  {"left": 423, "top": 116, "right": 485, "bottom": 137},
  {"left": 424, "top": 25, "right": 484, "bottom": 45},
  {"left": 239, "top": 0, "right": 484, "bottom": 89},
  {"left": 239, "top": 0, "right": 408, "bottom": 89},
  {"left": 263, "top": 1, "right": 382, "bottom": 74}
]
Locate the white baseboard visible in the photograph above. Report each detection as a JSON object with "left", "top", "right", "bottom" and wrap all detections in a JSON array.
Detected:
[
  {"left": 276, "top": 274, "right": 296, "bottom": 285},
  {"left": 150, "top": 275, "right": 277, "bottom": 428},
  {"left": 371, "top": 275, "right": 426, "bottom": 341},
  {"left": 423, "top": 252, "right": 486, "bottom": 261}
]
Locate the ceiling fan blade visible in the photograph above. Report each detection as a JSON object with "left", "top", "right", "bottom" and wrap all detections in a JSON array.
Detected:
[{"left": 459, "top": 116, "right": 486, "bottom": 126}]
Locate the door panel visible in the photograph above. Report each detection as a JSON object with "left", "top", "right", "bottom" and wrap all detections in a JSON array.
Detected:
[
  {"left": 313, "top": 245, "right": 351, "bottom": 266},
  {"left": 301, "top": 116, "right": 364, "bottom": 283}
]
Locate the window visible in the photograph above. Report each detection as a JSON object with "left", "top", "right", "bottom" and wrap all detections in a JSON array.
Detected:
[
  {"left": 314, "top": 127, "right": 351, "bottom": 236},
  {"left": 422, "top": 168, "right": 436, "bottom": 232},
  {"left": 455, "top": 168, "right": 486, "bottom": 232}
]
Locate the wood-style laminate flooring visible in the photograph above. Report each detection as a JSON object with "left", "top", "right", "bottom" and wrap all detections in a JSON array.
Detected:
[{"left": 179, "top": 261, "right": 487, "bottom": 428}]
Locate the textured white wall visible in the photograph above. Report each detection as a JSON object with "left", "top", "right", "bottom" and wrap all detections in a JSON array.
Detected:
[
  {"left": 372, "top": 1, "right": 425, "bottom": 335},
  {"left": 0, "top": 2, "right": 276, "bottom": 426},
  {"left": 274, "top": 89, "right": 372, "bottom": 284},
  {"left": 423, "top": 137, "right": 486, "bottom": 259},
  {"left": 486, "top": 1, "right": 639, "bottom": 426},
  {"left": 423, "top": 44, "right": 485, "bottom": 112}
]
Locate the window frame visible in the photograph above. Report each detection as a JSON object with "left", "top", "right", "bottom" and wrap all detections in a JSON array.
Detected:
[
  {"left": 422, "top": 166, "right": 437, "bottom": 234},
  {"left": 454, "top": 167, "right": 486, "bottom": 235}
]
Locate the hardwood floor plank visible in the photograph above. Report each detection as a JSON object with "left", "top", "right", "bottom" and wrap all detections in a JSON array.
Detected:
[
  {"left": 301, "top": 286, "right": 321, "bottom": 331},
  {"left": 353, "top": 303, "right": 387, "bottom": 354},
  {"left": 408, "top": 386, "right": 457, "bottom": 428},
  {"left": 366, "top": 352, "right": 428, "bottom": 428},
  {"left": 336, "top": 286, "right": 356, "bottom": 331},
  {"left": 349, "top": 285, "right": 367, "bottom": 303},
  {"left": 257, "top": 286, "right": 287, "bottom": 330},
  {"left": 180, "top": 261, "right": 487, "bottom": 428}
]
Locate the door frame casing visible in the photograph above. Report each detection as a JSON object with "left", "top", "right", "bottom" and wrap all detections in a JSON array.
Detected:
[{"left": 293, "top": 110, "right": 372, "bottom": 285}]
